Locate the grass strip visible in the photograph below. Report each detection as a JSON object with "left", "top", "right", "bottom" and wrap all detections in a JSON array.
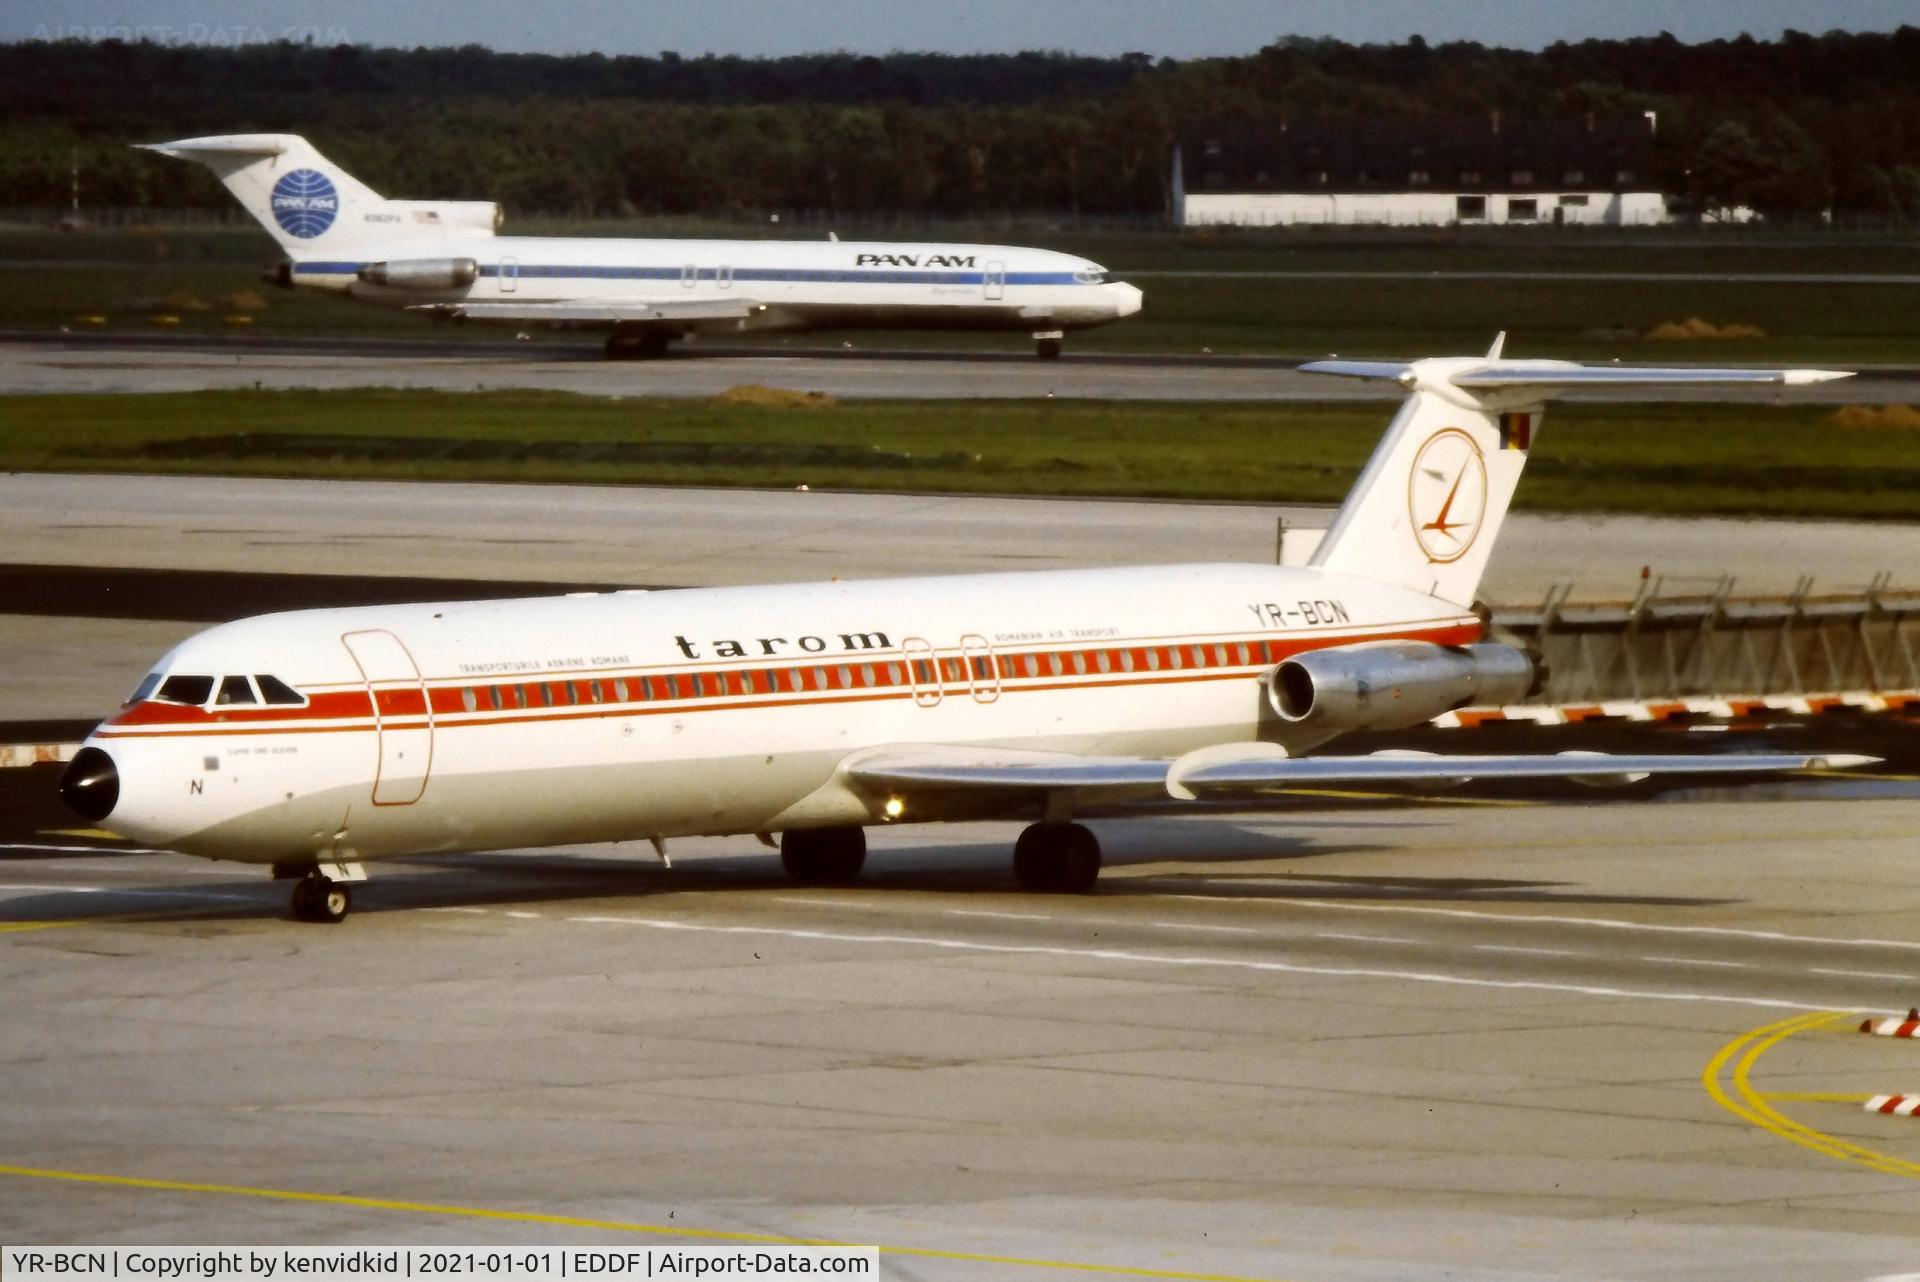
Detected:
[{"left": 3, "top": 388, "right": 1917, "bottom": 519}]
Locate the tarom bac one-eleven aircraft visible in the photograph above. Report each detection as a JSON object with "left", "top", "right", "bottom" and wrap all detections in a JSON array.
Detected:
[
  {"left": 138, "top": 133, "right": 1143, "bottom": 359},
  {"left": 60, "top": 343, "right": 1870, "bottom": 921}
]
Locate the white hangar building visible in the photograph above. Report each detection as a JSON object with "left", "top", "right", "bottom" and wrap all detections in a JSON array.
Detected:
[{"left": 1176, "top": 116, "right": 1671, "bottom": 228}]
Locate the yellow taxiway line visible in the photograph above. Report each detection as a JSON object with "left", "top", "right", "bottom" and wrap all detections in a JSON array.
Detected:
[{"left": 1703, "top": 1011, "right": 1920, "bottom": 1180}]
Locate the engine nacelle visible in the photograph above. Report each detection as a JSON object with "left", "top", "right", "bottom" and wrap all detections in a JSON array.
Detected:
[
  {"left": 356, "top": 257, "right": 480, "bottom": 290},
  {"left": 1267, "top": 641, "right": 1535, "bottom": 733},
  {"left": 383, "top": 200, "right": 503, "bottom": 235}
]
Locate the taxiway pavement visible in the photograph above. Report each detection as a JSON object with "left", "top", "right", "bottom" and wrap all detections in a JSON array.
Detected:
[
  {"left": 3, "top": 790, "right": 1918, "bottom": 1279},
  {"left": 6, "top": 335, "right": 1917, "bottom": 402}
]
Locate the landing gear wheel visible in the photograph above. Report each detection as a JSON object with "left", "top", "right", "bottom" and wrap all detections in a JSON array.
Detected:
[
  {"left": 1035, "top": 337, "right": 1063, "bottom": 361},
  {"left": 605, "top": 329, "right": 674, "bottom": 360},
  {"left": 1012, "top": 822, "right": 1101, "bottom": 893},
  {"left": 780, "top": 826, "right": 867, "bottom": 885},
  {"left": 290, "top": 875, "right": 350, "bottom": 923}
]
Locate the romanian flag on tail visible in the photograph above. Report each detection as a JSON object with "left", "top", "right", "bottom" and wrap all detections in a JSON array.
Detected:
[{"left": 1499, "top": 412, "right": 1533, "bottom": 451}]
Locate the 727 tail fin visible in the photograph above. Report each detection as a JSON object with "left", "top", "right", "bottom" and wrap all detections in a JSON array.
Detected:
[
  {"left": 138, "top": 134, "right": 390, "bottom": 253},
  {"left": 1302, "top": 337, "right": 1850, "bottom": 606},
  {"left": 139, "top": 133, "right": 500, "bottom": 255}
]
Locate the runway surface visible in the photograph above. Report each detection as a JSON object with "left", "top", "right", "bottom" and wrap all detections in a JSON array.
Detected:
[
  {"left": 4, "top": 471, "right": 1919, "bottom": 1276},
  {"left": 8, "top": 334, "right": 1918, "bottom": 402}
]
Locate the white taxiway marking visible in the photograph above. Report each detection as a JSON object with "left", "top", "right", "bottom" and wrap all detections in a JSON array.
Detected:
[
  {"left": 942, "top": 908, "right": 1051, "bottom": 921},
  {"left": 1167, "top": 893, "right": 1920, "bottom": 953},
  {"left": 0, "top": 881, "right": 256, "bottom": 903},
  {"left": 1642, "top": 955, "right": 1751, "bottom": 969},
  {"left": 1810, "top": 966, "right": 1920, "bottom": 982},
  {"left": 1316, "top": 931, "right": 1418, "bottom": 945},
  {"left": 1474, "top": 944, "right": 1585, "bottom": 958},
  {"left": 558, "top": 912, "right": 1855, "bottom": 1013},
  {"left": 1152, "top": 921, "right": 1263, "bottom": 935}
]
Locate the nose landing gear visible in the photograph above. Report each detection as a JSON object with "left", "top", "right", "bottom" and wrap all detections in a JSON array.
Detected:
[{"left": 289, "top": 873, "right": 351, "bottom": 923}]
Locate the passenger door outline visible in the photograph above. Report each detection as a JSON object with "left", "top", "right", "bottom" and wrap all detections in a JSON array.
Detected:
[
  {"left": 960, "top": 634, "right": 1001, "bottom": 704},
  {"left": 902, "top": 637, "right": 942, "bottom": 707},
  {"left": 341, "top": 629, "right": 434, "bottom": 806}
]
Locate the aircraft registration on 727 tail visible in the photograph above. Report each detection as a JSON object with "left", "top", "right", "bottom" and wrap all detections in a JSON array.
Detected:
[
  {"left": 59, "top": 343, "right": 1869, "bottom": 921},
  {"left": 138, "top": 133, "right": 1142, "bottom": 360}
]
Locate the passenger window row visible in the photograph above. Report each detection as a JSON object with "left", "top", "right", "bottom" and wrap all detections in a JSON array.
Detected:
[{"left": 447, "top": 642, "right": 1275, "bottom": 715}]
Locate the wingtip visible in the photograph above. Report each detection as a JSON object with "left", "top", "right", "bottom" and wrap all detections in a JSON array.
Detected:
[
  {"left": 1783, "top": 369, "right": 1855, "bottom": 385},
  {"left": 1809, "top": 753, "right": 1882, "bottom": 770}
]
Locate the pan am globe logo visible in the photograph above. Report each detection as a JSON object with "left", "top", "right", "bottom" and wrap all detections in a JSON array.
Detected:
[{"left": 270, "top": 168, "right": 339, "bottom": 238}]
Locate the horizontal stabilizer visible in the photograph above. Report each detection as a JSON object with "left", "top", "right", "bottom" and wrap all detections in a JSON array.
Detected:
[
  {"left": 1300, "top": 357, "right": 1852, "bottom": 391},
  {"left": 138, "top": 134, "right": 290, "bottom": 161}
]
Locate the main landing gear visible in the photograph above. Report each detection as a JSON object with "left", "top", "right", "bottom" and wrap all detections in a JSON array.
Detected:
[
  {"left": 780, "top": 825, "right": 867, "bottom": 885},
  {"left": 1012, "top": 821, "right": 1102, "bottom": 893},
  {"left": 289, "top": 873, "right": 351, "bottom": 924},
  {"left": 776, "top": 822, "right": 1102, "bottom": 892},
  {"left": 1033, "top": 330, "right": 1065, "bottom": 361},
  {"left": 604, "top": 329, "right": 674, "bottom": 360}
]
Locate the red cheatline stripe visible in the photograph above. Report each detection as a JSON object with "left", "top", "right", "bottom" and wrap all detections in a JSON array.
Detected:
[{"left": 96, "top": 621, "right": 1480, "bottom": 742}]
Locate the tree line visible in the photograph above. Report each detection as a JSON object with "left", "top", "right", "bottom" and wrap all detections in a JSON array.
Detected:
[{"left": 4, "top": 28, "right": 1920, "bottom": 221}]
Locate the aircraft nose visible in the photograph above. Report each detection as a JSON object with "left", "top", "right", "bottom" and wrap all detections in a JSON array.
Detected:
[
  {"left": 1109, "top": 281, "right": 1144, "bottom": 318},
  {"left": 59, "top": 746, "right": 120, "bottom": 822}
]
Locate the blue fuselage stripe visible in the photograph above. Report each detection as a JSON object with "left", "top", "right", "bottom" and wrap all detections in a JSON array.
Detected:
[{"left": 294, "top": 262, "right": 1089, "bottom": 286}]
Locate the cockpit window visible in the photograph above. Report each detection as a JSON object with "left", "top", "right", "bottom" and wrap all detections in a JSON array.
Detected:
[
  {"left": 254, "top": 675, "right": 307, "bottom": 706},
  {"left": 125, "top": 672, "right": 163, "bottom": 706},
  {"left": 155, "top": 675, "right": 215, "bottom": 706},
  {"left": 1074, "top": 268, "right": 1106, "bottom": 285},
  {"left": 215, "top": 675, "right": 258, "bottom": 706}
]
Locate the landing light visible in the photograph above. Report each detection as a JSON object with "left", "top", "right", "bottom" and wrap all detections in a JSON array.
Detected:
[{"left": 883, "top": 797, "right": 906, "bottom": 820}]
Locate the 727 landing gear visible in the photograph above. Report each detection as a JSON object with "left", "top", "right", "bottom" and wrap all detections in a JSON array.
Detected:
[
  {"left": 1012, "top": 822, "right": 1101, "bottom": 893},
  {"left": 604, "top": 328, "right": 674, "bottom": 360},
  {"left": 780, "top": 826, "right": 867, "bottom": 885},
  {"left": 289, "top": 874, "right": 351, "bottom": 923},
  {"left": 1033, "top": 330, "right": 1064, "bottom": 361}
]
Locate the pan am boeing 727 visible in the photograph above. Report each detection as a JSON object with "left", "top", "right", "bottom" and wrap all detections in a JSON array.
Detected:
[
  {"left": 139, "top": 132, "right": 1143, "bottom": 359},
  {"left": 59, "top": 342, "right": 1868, "bottom": 921}
]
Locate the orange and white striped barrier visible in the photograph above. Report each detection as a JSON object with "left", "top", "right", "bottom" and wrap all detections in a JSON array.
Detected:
[
  {"left": 1434, "top": 688, "right": 1920, "bottom": 729},
  {"left": 0, "top": 743, "right": 79, "bottom": 768},
  {"left": 1865, "top": 1094, "right": 1920, "bottom": 1117},
  {"left": 1860, "top": 1009, "right": 1920, "bottom": 1038}
]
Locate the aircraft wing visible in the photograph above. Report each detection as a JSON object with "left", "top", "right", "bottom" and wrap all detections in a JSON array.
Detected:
[
  {"left": 843, "top": 743, "right": 1874, "bottom": 806},
  {"left": 414, "top": 298, "right": 761, "bottom": 323}
]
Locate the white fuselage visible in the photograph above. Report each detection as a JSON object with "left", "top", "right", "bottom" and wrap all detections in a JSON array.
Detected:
[
  {"left": 83, "top": 564, "right": 1477, "bottom": 866},
  {"left": 294, "top": 235, "right": 1143, "bottom": 335}
]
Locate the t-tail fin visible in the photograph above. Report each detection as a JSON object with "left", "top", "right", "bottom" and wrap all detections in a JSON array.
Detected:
[
  {"left": 138, "top": 133, "right": 500, "bottom": 254},
  {"left": 1302, "top": 337, "right": 1851, "bottom": 607}
]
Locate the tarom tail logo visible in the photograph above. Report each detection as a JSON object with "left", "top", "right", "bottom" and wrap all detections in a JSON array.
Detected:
[
  {"left": 270, "top": 168, "right": 339, "bottom": 239},
  {"left": 1407, "top": 428, "right": 1488, "bottom": 564}
]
